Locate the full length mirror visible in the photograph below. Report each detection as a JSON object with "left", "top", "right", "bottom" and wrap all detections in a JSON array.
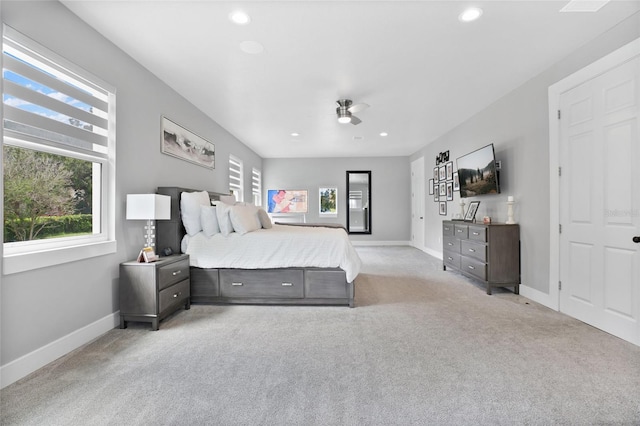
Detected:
[{"left": 346, "top": 171, "right": 371, "bottom": 234}]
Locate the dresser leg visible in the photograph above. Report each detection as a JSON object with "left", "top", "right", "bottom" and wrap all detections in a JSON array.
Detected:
[
  {"left": 151, "top": 319, "right": 159, "bottom": 331},
  {"left": 486, "top": 285, "right": 492, "bottom": 295},
  {"left": 120, "top": 316, "right": 126, "bottom": 329},
  {"left": 185, "top": 299, "right": 191, "bottom": 310}
]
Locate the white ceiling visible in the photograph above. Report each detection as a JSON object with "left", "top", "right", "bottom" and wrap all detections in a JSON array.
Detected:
[{"left": 61, "top": 1, "right": 640, "bottom": 159}]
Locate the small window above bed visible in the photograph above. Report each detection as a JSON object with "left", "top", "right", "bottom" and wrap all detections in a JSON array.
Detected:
[{"left": 229, "top": 154, "right": 244, "bottom": 202}]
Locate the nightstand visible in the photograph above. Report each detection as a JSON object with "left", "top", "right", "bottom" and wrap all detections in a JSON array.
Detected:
[{"left": 119, "top": 254, "right": 190, "bottom": 330}]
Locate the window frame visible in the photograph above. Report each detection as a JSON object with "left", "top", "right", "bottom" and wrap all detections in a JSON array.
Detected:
[
  {"left": 252, "top": 167, "right": 262, "bottom": 207},
  {"left": 229, "top": 154, "right": 244, "bottom": 203},
  {"left": 2, "top": 25, "right": 116, "bottom": 275}
]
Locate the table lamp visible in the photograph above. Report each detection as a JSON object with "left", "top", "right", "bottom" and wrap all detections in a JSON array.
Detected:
[{"left": 126, "top": 194, "right": 171, "bottom": 248}]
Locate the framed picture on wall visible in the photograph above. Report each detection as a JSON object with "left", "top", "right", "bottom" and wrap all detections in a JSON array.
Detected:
[
  {"left": 319, "top": 187, "right": 338, "bottom": 215},
  {"left": 433, "top": 167, "right": 439, "bottom": 182},
  {"left": 453, "top": 172, "right": 460, "bottom": 191},
  {"left": 439, "top": 166, "right": 446, "bottom": 181},
  {"left": 267, "top": 190, "right": 308, "bottom": 213},
  {"left": 446, "top": 182, "right": 453, "bottom": 201},
  {"left": 439, "top": 182, "right": 446, "bottom": 196},
  {"left": 428, "top": 179, "right": 434, "bottom": 195},
  {"left": 446, "top": 162, "right": 453, "bottom": 181},
  {"left": 161, "top": 116, "right": 215, "bottom": 169},
  {"left": 439, "top": 201, "right": 447, "bottom": 216}
]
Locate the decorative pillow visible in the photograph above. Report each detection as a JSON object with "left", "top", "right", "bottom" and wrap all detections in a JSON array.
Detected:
[
  {"left": 219, "top": 195, "right": 237, "bottom": 205},
  {"left": 257, "top": 208, "right": 272, "bottom": 229},
  {"left": 213, "top": 201, "right": 234, "bottom": 236},
  {"left": 180, "top": 191, "right": 210, "bottom": 236},
  {"left": 200, "top": 206, "right": 220, "bottom": 237},
  {"left": 229, "top": 204, "right": 261, "bottom": 235}
]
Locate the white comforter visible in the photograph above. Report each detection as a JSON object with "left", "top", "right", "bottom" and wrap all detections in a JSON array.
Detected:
[{"left": 183, "top": 224, "right": 362, "bottom": 283}]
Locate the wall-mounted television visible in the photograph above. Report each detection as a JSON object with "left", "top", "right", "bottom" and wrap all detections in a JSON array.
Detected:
[{"left": 456, "top": 143, "right": 500, "bottom": 198}]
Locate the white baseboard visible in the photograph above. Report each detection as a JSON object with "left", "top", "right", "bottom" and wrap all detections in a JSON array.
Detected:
[
  {"left": 351, "top": 240, "right": 411, "bottom": 246},
  {"left": 1, "top": 311, "right": 119, "bottom": 389},
  {"left": 519, "top": 285, "right": 557, "bottom": 311},
  {"left": 421, "top": 247, "right": 443, "bottom": 260}
]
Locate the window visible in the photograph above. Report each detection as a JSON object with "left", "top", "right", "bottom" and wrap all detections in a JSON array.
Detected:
[
  {"left": 2, "top": 25, "right": 116, "bottom": 274},
  {"left": 252, "top": 167, "right": 262, "bottom": 206},
  {"left": 229, "top": 154, "right": 244, "bottom": 202}
]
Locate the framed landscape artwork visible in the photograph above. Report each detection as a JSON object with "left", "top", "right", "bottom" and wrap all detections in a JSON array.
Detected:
[
  {"left": 161, "top": 116, "right": 215, "bottom": 169},
  {"left": 319, "top": 187, "right": 338, "bottom": 215}
]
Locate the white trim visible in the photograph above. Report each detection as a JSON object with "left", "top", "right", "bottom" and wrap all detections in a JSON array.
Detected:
[
  {"left": 0, "top": 311, "right": 119, "bottom": 389},
  {"left": 548, "top": 37, "right": 640, "bottom": 313},
  {"left": 3, "top": 240, "right": 116, "bottom": 275},
  {"left": 350, "top": 240, "right": 411, "bottom": 247},
  {"left": 519, "top": 284, "right": 556, "bottom": 309},
  {"left": 421, "top": 246, "right": 443, "bottom": 260}
]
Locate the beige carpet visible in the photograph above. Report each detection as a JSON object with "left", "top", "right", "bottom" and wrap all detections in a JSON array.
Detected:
[{"left": 2, "top": 246, "right": 639, "bottom": 425}]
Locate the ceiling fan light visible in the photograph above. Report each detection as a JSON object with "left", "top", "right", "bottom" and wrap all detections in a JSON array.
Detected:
[
  {"left": 337, "top": 106, "right": 352, "bottom": 123},
  {"left": 338, "top": 115, "right": 352, "bottom": 124}
]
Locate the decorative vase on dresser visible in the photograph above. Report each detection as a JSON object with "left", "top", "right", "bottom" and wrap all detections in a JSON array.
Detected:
[{"left": 442, "top": 220, "right": 520, "bottom": 295}]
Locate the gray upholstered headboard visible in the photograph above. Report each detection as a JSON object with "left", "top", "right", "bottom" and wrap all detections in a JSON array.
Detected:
[{"left": 156, "top": 187, "right": 228, "bottom": 255}]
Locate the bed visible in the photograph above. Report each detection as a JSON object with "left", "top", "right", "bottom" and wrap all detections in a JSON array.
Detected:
[{"left": 156, "top": 187, "right": 360, "bottom": 307}]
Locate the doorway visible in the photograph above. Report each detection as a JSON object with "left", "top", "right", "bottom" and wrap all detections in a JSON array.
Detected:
[{"left": 411, "top": 157, "right": 425, "bottom": 251}]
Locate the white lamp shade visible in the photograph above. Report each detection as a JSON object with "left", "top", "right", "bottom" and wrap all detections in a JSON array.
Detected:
[{"left": 126, "top": 194, "right": 171, "bottom": 220}]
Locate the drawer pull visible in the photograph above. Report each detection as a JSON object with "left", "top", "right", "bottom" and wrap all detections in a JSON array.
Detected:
[
  {"left": 468, "top": 265, "right": 475, "bottom": 270},
  {"left": 457, "top": 229, "right": 463, "bottom": 233},
  {"left": 468, "top": 248, "right": 476, "bottom": 252},
  {"left": 172, "top": 270, "right": 182, "bottom": 276},
  {"left": 472, "top": 232, "right": 480, "bottom": 236},
  {"left": 281, "top": 282, "right": 293, "bottom": 287},
  {"left": 232, "top": 282, "right": 243, "bottom": 286},
  {"left": 444, "top": 227, "right": 450, "bottom": 231},
  {"left": 447, "top": 256, "right": 453, "bottom": 261},
  {"left": 173, "top": 291, "right": 181, "bottom": 298},
  {"left": 447, "top": 242, "right": 453, "bottom": 246}
]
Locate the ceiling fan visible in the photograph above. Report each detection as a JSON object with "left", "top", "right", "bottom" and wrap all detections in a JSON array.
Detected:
[{"left": 336, "top": 99, "right": 369, "bottom": 125}]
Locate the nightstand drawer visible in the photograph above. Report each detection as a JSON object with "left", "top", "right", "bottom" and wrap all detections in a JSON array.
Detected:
[
  {"left": 159, "top": 279, "right": 190, "bottom": 313},
  {"left": 159, "top": 258, "right": 190, "bottom": 290},
  {"left": 461, "top": 240, "right": 487, "bottom": 262}
]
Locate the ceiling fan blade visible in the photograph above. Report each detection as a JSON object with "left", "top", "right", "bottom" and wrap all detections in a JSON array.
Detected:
[
  {"left": 350, "top": 115, "right": 362, "bottom": 125},
  {"left": 348, "top": 103, "right": 369, "bottom": 113}
]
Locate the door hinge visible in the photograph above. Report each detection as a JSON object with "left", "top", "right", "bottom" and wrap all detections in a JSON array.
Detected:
[
  {"left": 557, "top": 110, "right": 561, "bottom": 119},
  {"left": 559, "top": 281, "right": 562, "bottom": 290},
  {"left": 558, "top": 166, "right": 562, "bottom": 177},
  {"left": 559, "top": 224, "right": 562, "bottom": 233}
]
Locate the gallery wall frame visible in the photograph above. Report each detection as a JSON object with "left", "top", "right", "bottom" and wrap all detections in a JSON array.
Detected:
[{"left": 161, "top": 116, "right": 215, "bottom": 169}]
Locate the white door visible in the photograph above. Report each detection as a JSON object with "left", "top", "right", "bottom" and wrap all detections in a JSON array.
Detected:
[
  {"left": 411, "top": 157, "right": 425, "bottom": 250},
  {"left": 559, "top": 56, "right": 640, "bottom": 345}
]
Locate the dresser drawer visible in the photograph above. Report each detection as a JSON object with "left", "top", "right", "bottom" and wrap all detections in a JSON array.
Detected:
[
  {"left": 443, "top": 251, "right": 460, "bottom": 269},
  {"left": 442, "top": 222, "right": 455, "bottom": 236},
  {"left": 461, "top": 240, "right": 487, "bottom": 262},
  {"left": 454, "top": 224, "right": 468, "bottom": 239},
  {"left": 468, "top": 225, "right": 487, "bottom": 242},
  {"left": 158, "top": 278, "right": 190, "bottom": 313},
  {"left": 220, "top": 269, "right": 304, "bottom": 298},
  {"left": 461, "top": 257, "right": 487, "bottom": 281},
  {"left": 158, "top": 258, "right": 190, "bottom": 290},
  {"left": 443, "top": 236, "right": 460, "bottom": 253}
]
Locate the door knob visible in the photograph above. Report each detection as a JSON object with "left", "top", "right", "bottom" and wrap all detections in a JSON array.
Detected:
[{"left": 633, "top": 236, "right": 640, "bottom": 243}]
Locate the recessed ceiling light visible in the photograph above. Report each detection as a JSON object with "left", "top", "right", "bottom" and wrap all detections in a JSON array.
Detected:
[
  {"left": 291, "top": 132, "right": 299, "bottom": 137},
  {"left": 239, "top": 41, "right": 264, "bottom": 54},
  {"left": 458, "top": 7, "right": 483, "bottom": 22},
  {"left": 229, "top": 11, "right": 250, "bottom": 25},
  {"left": 380, "top": 132, "right": 388, "bottom": 137}
]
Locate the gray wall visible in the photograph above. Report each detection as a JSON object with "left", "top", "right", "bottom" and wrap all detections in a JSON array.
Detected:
[
  {"left": 263, "top": 157, "right": 410, "bottom": 242},
  {"left": 0, "top": 1, "right": 262, "bottom": 367},
  {"left": 410, "top": 12, "right": 640, "bottom": 295}
]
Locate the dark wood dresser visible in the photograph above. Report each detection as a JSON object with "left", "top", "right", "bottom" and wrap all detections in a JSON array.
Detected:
[{"left": 442, "top": 220, "right": 520, "bottom": 295}]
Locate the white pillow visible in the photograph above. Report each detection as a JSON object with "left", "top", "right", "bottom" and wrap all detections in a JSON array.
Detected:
[
  {"left": 229, "top": 204, "right": 261, "bottom": 235},
  {"left": 213, "top": 201, "right": 234, "bottom": 236},
  {"left": 180, "top": 191, "right": 210, "bottom": 236},
  {"left": 200, "top": 206, "right": 220, "bottom": 237},
  {"left": 257, "top": 208, "right": 272, "bottom": 229},
  {"left": 219, "top": 195, "right": 237, "bottom": 205}
]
